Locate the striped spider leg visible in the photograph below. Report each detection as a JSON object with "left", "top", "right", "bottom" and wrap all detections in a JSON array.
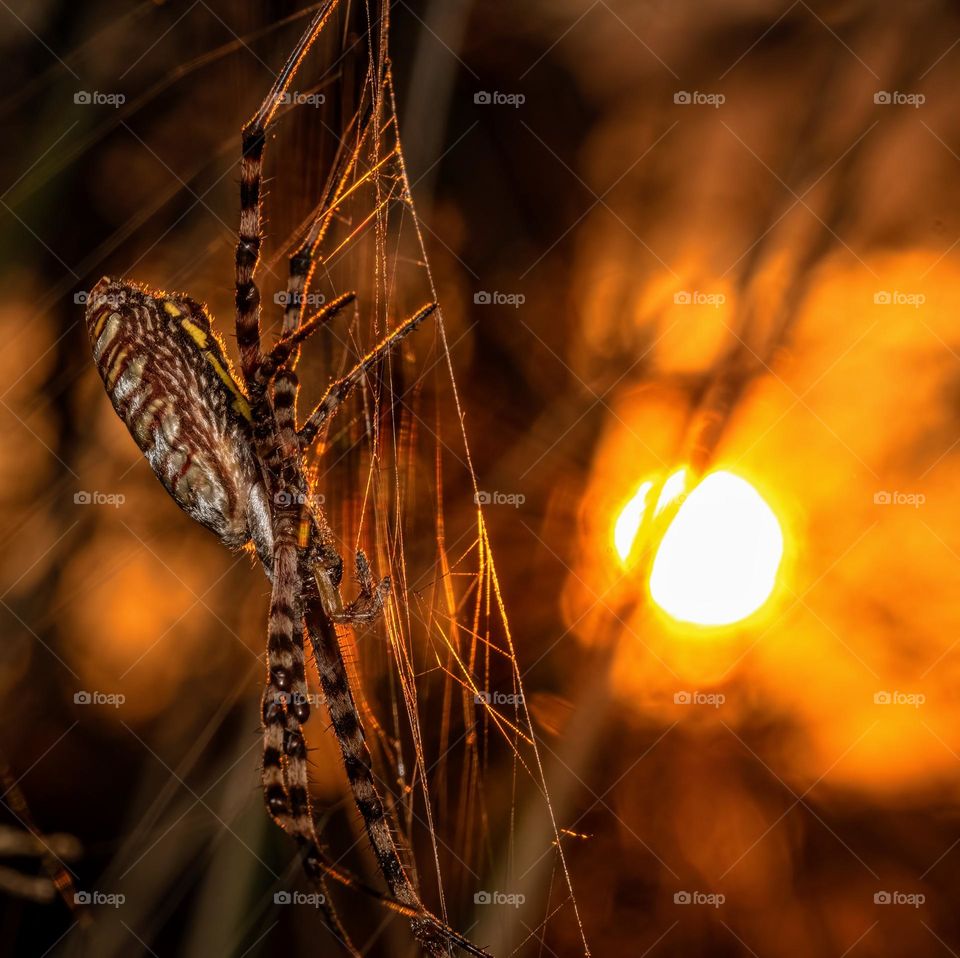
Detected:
[
  {"left": 0, "top": 761, "right": 84, "bottom": 918},
  {"left": 84, "top": 3, "right": 487, "bottom": 956}
]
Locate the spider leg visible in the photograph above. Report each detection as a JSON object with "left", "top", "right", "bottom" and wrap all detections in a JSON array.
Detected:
[
  {"left": 254, "top": 292, "right": 357, "bottom": 394},
  {"left": 259, "top": 620, "right": 420, "bottom": 918},
  {"left": 302, "top": 592, "right": 493, "bottom": 958},
  {"left": 262, "top": 523, "right": 449, "bottom": 954},
  {"left": 0, "top": 760, "right": 87, "bottom": 923},
  {"left": 305, "top": 588, "right": 497, "bottom": 958},
  {"left": 303, "top": 600, "right": 429, "bottom": 932},
  {"left": 332, "top": 550, "right": 390, "bottom": 625},
  {"left": 260, "top": 530, "right": 369, "bottom": 958},
  {"left": 261, "top": 371, "right": 312, "bottom": 827},
  {"left": 260, "top": 542, "right": 303, "bottom": 830},
  {"left": 262, "top": 369, "right": 384, "bottom": 957},
  {"left": 260, "top": 650, "right": 414, "bottom": 958},
  {"left": 298, "top": 301, "right": 437, "bottom": 447},
  {"left": 235, "top": 0, "right": 339, "bottom": 387},
  {"left": 281, "top": 637, "right": 363, "bottom": 957}
]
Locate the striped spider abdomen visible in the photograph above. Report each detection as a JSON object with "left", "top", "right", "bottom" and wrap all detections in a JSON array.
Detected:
[{"left": 85, "top": 277, "right": 273, "bottom": 564}]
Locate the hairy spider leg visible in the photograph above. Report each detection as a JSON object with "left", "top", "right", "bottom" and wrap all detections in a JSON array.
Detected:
[
  {"left": 304, "top": 603, "right": 454, "bottom": 958},
  {"left": 235, "top": 0, "right": 339, "bottom": 387},
  {"left": 299, "top": 302, "right": 437, "bottom": 447},
  {"left": 255, "top": 293, "right": 357, "bottom": 392}
]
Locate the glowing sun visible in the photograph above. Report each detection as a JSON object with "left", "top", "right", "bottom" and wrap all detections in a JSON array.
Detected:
[{"left": 614, "top": 469, "right": 784, "bottom": 627}]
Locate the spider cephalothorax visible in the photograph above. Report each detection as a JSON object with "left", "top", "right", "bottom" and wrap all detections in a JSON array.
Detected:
[{"left": 82, "top": 4, "right": 486, "bottom": 956}]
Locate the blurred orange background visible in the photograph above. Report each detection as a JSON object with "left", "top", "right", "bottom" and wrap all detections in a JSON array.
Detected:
[{"left": 2, "top": 2, "right": 960, "bottom": 956}]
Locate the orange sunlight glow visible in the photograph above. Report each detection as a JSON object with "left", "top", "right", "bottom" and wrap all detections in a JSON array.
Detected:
[{"left": 615, "top": 469, "right": 784, "bottom": 627}]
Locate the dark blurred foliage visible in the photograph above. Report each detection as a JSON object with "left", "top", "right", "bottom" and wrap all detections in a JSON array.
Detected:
[{"left": 3, "top": 1, "right": 960, "bottom": 957}]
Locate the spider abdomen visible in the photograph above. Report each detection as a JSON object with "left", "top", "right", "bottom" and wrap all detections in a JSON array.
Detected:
[{"left": 85, "top": 278, "right": 273, "bottom": 560}]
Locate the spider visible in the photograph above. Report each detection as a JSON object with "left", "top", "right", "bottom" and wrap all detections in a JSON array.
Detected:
[{"left": 83, "top": 3, "right": 486, "bottom": 956}]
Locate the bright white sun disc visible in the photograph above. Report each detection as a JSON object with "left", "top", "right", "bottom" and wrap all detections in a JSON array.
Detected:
[{"left": 648, "top": 471, "right": 783, "bottom": 626}]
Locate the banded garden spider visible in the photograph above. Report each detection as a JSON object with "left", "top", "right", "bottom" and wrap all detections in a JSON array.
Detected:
[{"left": 84, "top": 3, "right": 486, "bottom": 955}]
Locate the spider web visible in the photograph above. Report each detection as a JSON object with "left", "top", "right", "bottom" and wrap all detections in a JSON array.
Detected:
[{"left": 259, "top": 5, "right": 590, "bottom": 955}]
